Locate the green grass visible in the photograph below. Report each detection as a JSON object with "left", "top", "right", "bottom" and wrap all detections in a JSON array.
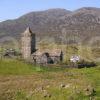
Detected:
[
  {"left": 0, "top": 58, "right": 100, "bottom": 100},
  {"left": 0, "top": 58, "right": 41, "bottom": 75},
  {"left": 0, "top": 59, "right": 66, "bottom": 75}
]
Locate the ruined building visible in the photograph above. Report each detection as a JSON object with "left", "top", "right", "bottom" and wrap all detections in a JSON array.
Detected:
[
  {"left": 21, "top": 27, "right": 63, "bottom": 64},
  {"left": 32, "top": 49, "right": 63, "bottom": 64},
  {"left": 21, "top": 27, "right": 36, "bottom": 59}
]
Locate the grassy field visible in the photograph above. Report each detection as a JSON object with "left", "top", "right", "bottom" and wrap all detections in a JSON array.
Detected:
[{"left": 0, "top": 59, "right": 100, "bottom": 100}]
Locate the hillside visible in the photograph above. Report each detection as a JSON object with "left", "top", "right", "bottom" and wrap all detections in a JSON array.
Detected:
[{"left": 0, "top": 7, "right": 100, "bottom": 45}]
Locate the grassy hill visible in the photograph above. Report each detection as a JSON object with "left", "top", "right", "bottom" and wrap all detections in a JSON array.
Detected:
[
  {"left": 0, "top": 59, "right": 100, "bottom": 100},
  {"left": 0, "top": 7, "right": 100, "bottom": 45}
]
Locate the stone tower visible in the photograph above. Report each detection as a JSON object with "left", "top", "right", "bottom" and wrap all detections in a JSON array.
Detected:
[{"left": 21, "top": 27, "right": 36, "bottom": 60}]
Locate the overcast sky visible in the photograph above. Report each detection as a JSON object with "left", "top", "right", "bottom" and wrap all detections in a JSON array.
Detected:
[{"left": 0, "top": 0, "right": 100, "bottom": 22}]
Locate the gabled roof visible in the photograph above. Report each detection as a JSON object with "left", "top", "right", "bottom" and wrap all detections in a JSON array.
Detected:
[
  {"left": 32, "top": 49, "right": 62, "bottom": 56},
  {"left": 22, "top": 27, "right": 33, "bottom": 37}
]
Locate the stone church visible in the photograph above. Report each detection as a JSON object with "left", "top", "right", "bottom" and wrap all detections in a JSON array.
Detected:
[
  {"left": 21, "top": 27, "right": 36, "bottom": 59},
  {"left": 21, "top": 27, "right": 63, "bottom": 64}
]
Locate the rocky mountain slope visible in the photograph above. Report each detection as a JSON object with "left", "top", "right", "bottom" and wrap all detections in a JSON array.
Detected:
[{"left": 0, "top": 7, "right": 100, "bottom": 45}]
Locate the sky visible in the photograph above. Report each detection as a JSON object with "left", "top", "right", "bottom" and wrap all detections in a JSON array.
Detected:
[{"left": 0, "top": 0, "right": 100, "bottom": 22}]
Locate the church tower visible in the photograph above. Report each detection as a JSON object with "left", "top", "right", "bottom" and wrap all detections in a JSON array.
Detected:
[{"left": 21, "top": 27, "right": 36, "bottom": 60}]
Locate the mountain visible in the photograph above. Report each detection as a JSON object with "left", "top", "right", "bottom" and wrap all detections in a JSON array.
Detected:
[{"left": 0, "top": 7, "right": 100, "bottom": 45}]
